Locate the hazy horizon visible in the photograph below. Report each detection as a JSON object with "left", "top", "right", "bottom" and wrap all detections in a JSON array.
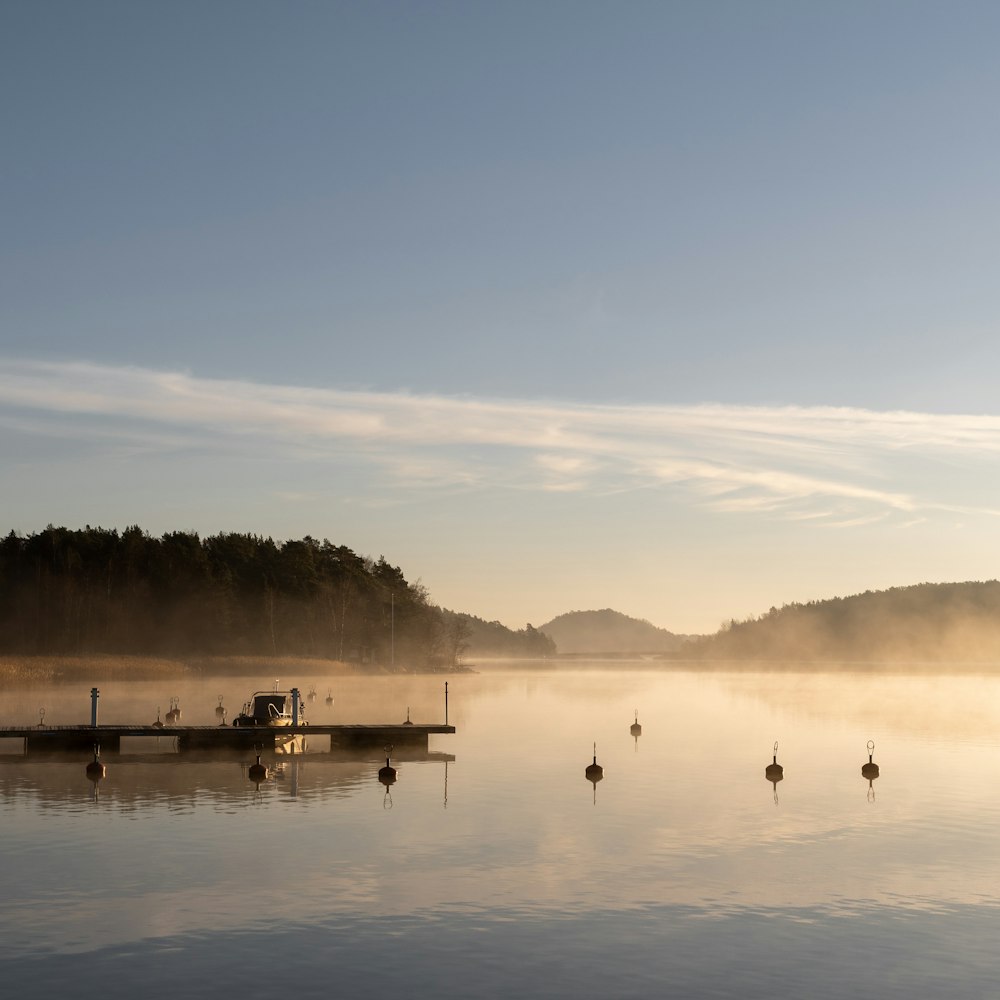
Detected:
[{"left": 6, "top": 4, "right": 1000, "bottom": 634}]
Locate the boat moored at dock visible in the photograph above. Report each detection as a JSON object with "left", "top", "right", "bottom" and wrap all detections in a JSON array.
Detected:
[{"left": 232, "top": 686, "right": 307, "bottom": 752}]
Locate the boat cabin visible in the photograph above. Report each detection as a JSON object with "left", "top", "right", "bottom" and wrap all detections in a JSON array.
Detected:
[{"left": 233, "top": 690, "right": 298, "bottom": 727}]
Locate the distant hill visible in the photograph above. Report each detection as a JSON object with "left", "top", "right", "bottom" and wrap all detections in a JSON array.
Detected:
[
  {"left": 537, "top": 609, "right": 687, "bottom": 655},
  {"left": 686, "top": 581, "right": 1000, "bottom": 663}
]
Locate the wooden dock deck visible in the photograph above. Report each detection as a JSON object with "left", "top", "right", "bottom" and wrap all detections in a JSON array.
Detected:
[{"left": 0, "top": 723, "right": 455, "bottom": 754}]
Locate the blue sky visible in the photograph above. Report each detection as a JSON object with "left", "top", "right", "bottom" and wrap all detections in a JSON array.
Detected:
[{"left": 4, "top": 2, "right": 1000, "bottom": 633}]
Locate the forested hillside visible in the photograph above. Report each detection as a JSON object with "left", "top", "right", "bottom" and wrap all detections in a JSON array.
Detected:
[
  {"left": 538, "top": 609, "right": 685, "bottom": 654},
  {"left": 439, "top": 609, "right": 556, "bottom": 660},
  {"left": 686, "top": 582, "right": 1000, "bottom": 662},
  {"left": 0, "top": 526, "right": 531, "bottom": 668}
]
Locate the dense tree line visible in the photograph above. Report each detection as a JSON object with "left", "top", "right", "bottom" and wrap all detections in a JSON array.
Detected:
[
  {"left": 685, "top": 582, "right": 1000, "bottom": 663},
  {"left": 439, "top": 609, "right": 557, "bottom": 660},
  {"left": 0, "top": 526, "right": 450, "bottom": 665}
]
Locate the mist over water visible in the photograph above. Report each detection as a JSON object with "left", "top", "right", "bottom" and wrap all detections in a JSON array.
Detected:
[{"left": 4, "top": 663, "right": 1000, "bottom": 998}]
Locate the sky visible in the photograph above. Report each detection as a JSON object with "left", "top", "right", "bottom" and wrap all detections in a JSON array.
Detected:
[{"left": 4, "top": 1, "right": 1000, "bottom": 634}]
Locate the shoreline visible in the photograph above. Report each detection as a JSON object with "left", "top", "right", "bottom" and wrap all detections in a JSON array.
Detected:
[{"left": 0, "top": 654, "right": 475, "bottom": 683}]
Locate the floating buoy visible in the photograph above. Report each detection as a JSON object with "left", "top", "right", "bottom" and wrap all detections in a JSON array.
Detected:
[
  {"left": 217, "top": 707, "right": 227, "bottom": 726},
  {"left": 325, "top": 690, "right": 334, "bottom": 706},
  {"left": 765, "top": 741, "right": 783, "bottom": 803},
  {"left": 379, "top": 745, "right": 397, "bottom": 786},
  {"left": 152, "top": 707, "right": 164, "bottom": 729},
  {"left": 630, "top": 710, "right": 642, "bottom": 745},
  {"left": 861, "top": 739, "right": 879, "bottom": 780},
  {"left": 308, "top": 687, "right": 317, "bottom": 703},
  {"left": 585, "top": 742, "right": 603, "bottom": 804},
  {"left": 215, "top": 696, "right": 226, "bottom": 719},
  {"left": 85, "top": 745, "right": 106, "bottom": 782},
  {"left": 585, "top": 743, "right": 604, "bottom": 783},
  {"left": 765, "top": 741, "right": 783, "bottom": 782},
  {"left": 248, "top": 752, "right": 268, "bottom": 785},
  {"left": 862, "top": 740, "right": 879, "bottom": 800},
  {"left": 165, "top": 696, "right": 180, "bottom": 724}
]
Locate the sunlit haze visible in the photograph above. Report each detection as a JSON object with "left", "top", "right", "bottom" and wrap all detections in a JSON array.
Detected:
[{"left": 5, "top": 3, "right": 1000, "bottom": 633}]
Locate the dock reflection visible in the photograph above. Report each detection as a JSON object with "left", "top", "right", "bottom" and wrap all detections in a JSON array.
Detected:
[{"left": 0, "top": 746, "right": 455, "bottom": 809}]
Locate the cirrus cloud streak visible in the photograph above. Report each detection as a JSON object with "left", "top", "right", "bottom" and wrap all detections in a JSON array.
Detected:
[{"left": 2, "top": 358, "right": 998, "bottom": 524}]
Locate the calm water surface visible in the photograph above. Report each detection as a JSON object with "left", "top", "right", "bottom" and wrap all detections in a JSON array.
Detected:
[{"left": 2, "top": 664, "right": 1000, "bottom": 998}]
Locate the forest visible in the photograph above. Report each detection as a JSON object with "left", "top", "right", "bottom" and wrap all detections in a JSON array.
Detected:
[
  {"left": 0, "top": 526, "right": 552, "bottom": 667},
  {"left": 685, "top": 581, "right": 1000, "bottom": 663}
]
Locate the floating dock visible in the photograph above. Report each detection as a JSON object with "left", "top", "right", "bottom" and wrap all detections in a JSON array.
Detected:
[
  {"left": 0, "top": 683, "right": 456, "bottom": 755},
  {"left": 0, "top": 723, "right": 455, "bottom": 755}
]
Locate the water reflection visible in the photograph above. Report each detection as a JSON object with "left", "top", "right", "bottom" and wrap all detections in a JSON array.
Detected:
[
  {"left": 0, "top": 746, "right": 453, "bottom": 811},
  {"left": 7, "top": 666, "right": 1000, "bottom": 999}
]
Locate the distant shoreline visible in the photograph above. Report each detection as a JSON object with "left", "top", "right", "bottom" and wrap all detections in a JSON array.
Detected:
[
  {"left": 0, "top": 654, "right": 475, "bottom": 684},
  {"left": 5, "top": 652, "right": 999, "bottom": 683}
]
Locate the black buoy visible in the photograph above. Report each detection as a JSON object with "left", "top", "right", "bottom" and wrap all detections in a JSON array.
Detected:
[
  {"left": 765, "top": 741, "right": 783, "bottom": 803},
  {"left": 86, "top": 745, "right": 106, "bottom": 782},
  {"left": 403, "top": 707, "right": 413, "bottom": 726},
  {"left": 630, "top": 710, "right": 642, "bottom": 746},
  {"left": 585, "top": 742, "right": 603, "bottom": 804},
  {"left": 215, "top": 696, "right": 226, "bottom": 719},
  {"left": 325, "top": 690, "right": 334, "bottom": 706},
  {"left": 248, "top": 752, "right": 268, "bottom": 785},
  {"left": 585, "top": 743, "right": 604, "bottom": 783},
  {"left": 152, "top": 706, "right": 164, "bottom": 729},
  {"left": 378, "top": 745, "right": 397, "bottom": 786},
  {"left": 862, "top": 740, "right": 879, "bottom": 800}
]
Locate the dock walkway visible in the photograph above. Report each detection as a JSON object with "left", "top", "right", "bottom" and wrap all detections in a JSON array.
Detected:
[{"left": 0, "top": 723, "right": 455, "bottom": 754}]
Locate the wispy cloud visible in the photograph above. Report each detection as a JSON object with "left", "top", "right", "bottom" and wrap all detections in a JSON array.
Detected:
[{"left": 3, "top": 358, "right": 1000, "bottom": 524}]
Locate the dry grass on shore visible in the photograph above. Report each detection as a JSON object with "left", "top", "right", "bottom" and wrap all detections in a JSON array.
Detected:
[
  {"left": 183, "top": 655, "right": 362, "bottom": 676},
  {"left": 0, "top": 654, "right": 363, "bottom": 683},
  {"left": 0, "top": 655, "right": 196, "bottom": 683}
]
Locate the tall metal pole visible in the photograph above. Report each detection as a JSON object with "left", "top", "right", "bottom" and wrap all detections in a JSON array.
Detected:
[
  {"left": 90, "top": 687, "right": 100, "bottom": 728},
  {"left": 445, "top": 681, "right": 449, "bottom": 725}
]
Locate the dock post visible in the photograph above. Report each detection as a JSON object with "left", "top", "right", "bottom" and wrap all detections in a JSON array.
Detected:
[
  {"left": 90, "top": 687, "right": 100, "bottom": 728},
  {"left": 445, "top": 681, "right": 449, "bottom": 726},
  {"left": 292, "top": 687, "right": 300, "bottom": 725}
]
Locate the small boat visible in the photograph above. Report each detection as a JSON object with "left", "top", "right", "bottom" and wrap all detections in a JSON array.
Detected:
[{"left": 232, "top": 687, "right": 307, "bottom": 753}]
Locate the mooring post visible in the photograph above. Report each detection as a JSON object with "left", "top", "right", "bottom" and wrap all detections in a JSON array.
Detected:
[
  {"left": 445, "top": 681, "right": 449, "bottom": 726},
  {"left": 90, "top": 687, "right": 100, "bottom": 728},
  {"left": 291, "top": 687, "right": 300, "bottom": 725}
]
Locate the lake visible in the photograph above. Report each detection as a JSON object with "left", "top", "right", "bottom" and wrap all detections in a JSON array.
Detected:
[{"left": 2, "top": 663, "right": 1000, "bottom": 998}]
